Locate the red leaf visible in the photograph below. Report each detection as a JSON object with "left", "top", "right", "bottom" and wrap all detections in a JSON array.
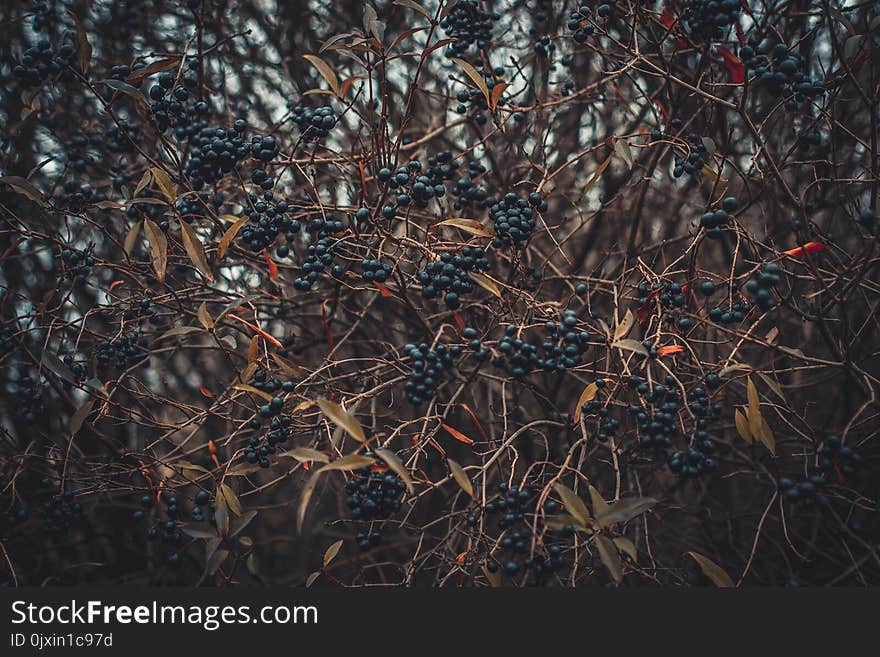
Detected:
[
  {"left": 263, "top": 250, "right": 278, "bottom": 280},
  {"left": 660, "top": 8, "right": 676, "bottom": 30},
  {"left": 782, "top": 242, "right": 826, "bottom": 258},
  {"left": 452, "top": 310, "right": 466, "bottom": 332},
  {"left": 200, "top": 385, "right": 214, "bottom": 398},
  {"left": 441, "top": 423, "right": 475, "bottom": 445},
  {"left": 718, "top": 47, "right": 745, "bottom": 85},
  {"left": 228, "top": 314, "right": 284, "bottom": 348},
  {"left": 372, "top": 281, "right": 393, "bottom": 297},
  {"left": 657, "top": 345, "right": 685, "bottom": 356}
]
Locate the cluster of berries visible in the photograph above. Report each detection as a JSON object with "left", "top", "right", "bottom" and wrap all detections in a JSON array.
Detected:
[
  {"left": 238, "top": 197, "right": 297, "bottom": 253},
  {"left": 60, "top": 247, "right": 94, "bottom": 279},
  {"left": 450, "top": 160, "right": 490, "bottom": 211},
  {"left": 818, "top": 435, "right": 863, "bottom": 476},
  {"left": 184, "top": 122, "right": 249, "bottom": 190},
  {"left": 9, "top": 371, "right": 44, "bottom": 422},
  {"left": 680, "top": 0, "right": 743, "bottom": 43},
  {"left": 12, "top": 39, "right": 77, "bottom": 88},
  {"left": 293, "top": 215, "right": 345, "bottom": 291},
  {"left": 483, "top": 483, "right": 537, "bottom": 530},
  {"left": 742, "top": 43, "right": 826, "bottom": 111},
  {"left": 244, "top": 415, "right": 292, "bottom": 468},
  {"left": 148, "top": 65, "right": 210, "bottom": 134},
  {"left": 417, "top": 248, "right": 492, "bottom": 309},
  {"left": 96, "top": 332, "right": 143, "bottom": 371},
  {"left": 440, "top": 1, "right": 497, "bottom": 59},
  {"left": 360, "top": 258, "right": 392, "bottom": 283},
  {"left": 700, "top": 196, "right": 738, "bottom": 239},
  {"left": 42, "top": 490, "right": 82, "bottom": 535},
  {"left": 403, "top": 342, "right": 460, "bottom": 404},
  {"left": 672, "top": 132, "right": 711, "bottom": 179},
  {"left": 778, "top": 474, "right": 827, "bottom": 501},
  {"left": 627, "top": 376, "right": 682, "bottom": 449},
  {"left": 344, "top": 463, "right": 406, "bottom": 522},
  {"left": 580, "top": 380, "right": 620, "bottom": 442},
  {"left": 289, "top": 104, "right": 336, "bottom": 143},
  {"left": 567, "top": 6, "right": 596, "bottom": 43},
  {"left": 489, "top": 192, "right": 544, "bottom": 248},
  {"left": 743, "top": 262, "right": 782, "bottom": 311}
]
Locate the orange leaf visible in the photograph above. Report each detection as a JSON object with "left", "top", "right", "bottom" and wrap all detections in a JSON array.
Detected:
[
  {"left": 441, "top": 423, "right": 474, "bottom": 445},
  {"left": 227, "top": 314, "right": 283, "bottom": 348},
  {"left": 372, "top": 281, "right": 393, "bottom": 297},
  {"left": 200, "top": 385, "right": 214, "bottom": 398},
  {"left": 452, "top": 310, "right": 466, "bottom": 331},
  {"left": 657, "top": 345, "right": 685, "bottom": 356},
  {"left": 208, "top": 439, "right": 217, "bottom": 454},
  {"left": 109, "top": 279, "right": 125, "bottom": 291},
  {"left": 263, "top": 250, "right": 278, "bottom": 280},
  {"left": 782, "top": 242, "right": 826, "bottom": 258}
]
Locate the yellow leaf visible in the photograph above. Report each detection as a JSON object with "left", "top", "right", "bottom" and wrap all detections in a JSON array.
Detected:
[
  {"left": 303, "top": 54, "right": 340, "bottom": 95},
  {"left": 687, "top": 551, "right": 735, "bottom": 587},
  {"left": 448, "top": 458, "right": 473, "bottom": 497},
  {"left": 198, "top": 301, "right": 214, "bottom": 330},
  {"left": 469, "top": 272, "right": 502, "bottom": 298},
  {"left": 734, "top": 409, "right": 753, "bottom": 444},
  {"left": 323, "top": 539, "right": 343, "bottom": 569},
  {"left": 759, "top": 415, "right": 776, "bottom": 456},
  {"left": 142, "top": 219, "right": 167, "bottom": 283},
  {"left": 613, "top": 537, "right": 638, "bottom": 562},
  {"left": 178, "top": 218, "right": 214, "bottom": 281},
  {"left": 572, "top": 382, "right": 598, "bottom": 422},
  {"left": 317, "top": 397, "right": 366, "bottom": 443},
  {"left": 452, "top": 57, "right": 491, "bottom": 107}
]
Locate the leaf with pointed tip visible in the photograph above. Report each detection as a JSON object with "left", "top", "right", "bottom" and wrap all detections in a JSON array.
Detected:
[
  {"left": 233, "top": 383, "right": 274, "bottom": 403},
  {"left": 613, "top": 339, "right": 649, "bottom": 357},
  {"left": 303, "top": 54, "right": 339, "bottom": 95},
  {"left": 154, "top": 325, "right": 202, "bottom": 342},
  {"left": 572, "top": 382, "right": 598, "bottom": 422},
  {"left": 317, "top": 453, "right": 376, "bottom": 473},
  {"left": 613, "top": 537, "right": 638, "bottom": 562},
  {"left": 595, "top": 534, "right": 623, "bottom": 585},
  {"left": 323, "top": 539, "right": 343, "bottom": 569},
  {"left": 69, "top": 11, "right": 91, "bottom": 73},
  {"left": 469, "top": 272, "right": 502, "bottom": 298},
  {"left": 205, "top": 548, "right": 229, "bottom": 576},
  {"left": 143, "top": 219, "right": 167, "bottom": 283},
  {"left": 297, "top": 470, "right": 322, "bottom": 534},
  {"left": 318, "top": 397, "right": 366, "bottom": 442},
  {"left": 588, "top": 485, "right": 609, "bottom": 517},
  {"left": 69, "top": 399, "right": 94, "bottom": 436},
  {"left": 229, "top": 510, "right": 258, "bottom": 537},
  {"left": 0, "top": 176, "right": 45, "bottom": 205},
  {"left": 746, "top": 377, "right": 762, "bottom": 442},
  {"left": 483, "top": 563, "right": 502, "bottom": 587},
  {"left": 436, "top": 217, "right": 495, "bottom": 237},
  {"left": 198, "top": 301, "right": 214, "bottom": 330},
  {"left": 181, "top": 526, "right": 218, "bottom": 540},
  {"left": 271, "top": 353, "right": 307, "bottom": 378},
  {"left": 552, "top": 482, "right": 591, "bottom": 528},
  {"left": 393, "top": 0, "right": 431, "bottom": 19},
  {"left": 150, "top": 167, "right": 176, "bottom": 202},
  {"left": 375, "top": 448, "right": 414, "bottom": 494},
  {"left": 178, "top": 218, "right": 213, "bottom": 280},
  {"left": 613, "top": 309, "right": 635, "bottom": 341},
  {"left": 490, "top": 82, "right": 509, "bottom": 109},
  {"left": 614, "top": 138, "right": 634, "bottom": 169},
  {"left": 448, "top": 459, "right": 473, "bottom": 497},
  {"left": 597, "top": 496, "right": 658, "bottom": 525},
  {"left": 282, "top": 447, "right": 330, "bottom": 464},
  {"left": 584, "top": 152, "right": 614, "bottom": 194},
  {"left": 452, "top": 58, "right": 491, "bottom": 107},
  {"left": 757, "top": 372, "right": 785, "bottom": 403},
  {"left": 687, "top": 551, "right": 734, "bottom": 587},
  {"left": 216, "top": 483, "right": 242, "bottom": 516}
]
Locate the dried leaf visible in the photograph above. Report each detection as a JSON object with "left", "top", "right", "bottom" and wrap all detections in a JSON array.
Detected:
[
  {"left": 757, "top": 372, "right": 785, "bottom": 403},
  {"left": 572, "top": 382, "right": 598, "bottom": 422},
  {"left": 69, "top": 399, "right": 94, "bottom": 435},
  {"left": 178, "top": 218, "right": 213, "bottom": 280},
  {"left": 448, "top": 458, "right": 473, "bottom": 497},
  {"left": 142, "top": 219, "right": 167, "bottom": 283},
  {"left": 317, "top": 397, "right": 366, "bottom": 443},
  {"left": 218, "top": 217, "right": 247, "bottom": 261},
  {"left": 452, "top": 57, "right": 491, "bottom": 107},
  {"left": 205, "top": 549, "right": 229, "bottom": 576},
  {"left": 216, "top": 483, "right": 242, "bottom": 516},
  {"left": 271, "top": 353, "right": 307, "bottom": 378},
  {"left": 233, "top": 383, "right": 274, "bottom": 403},
  {"left": 436, "top": 217, "right": 495, "bottom": 237},
  {"left": 0, "top": 176, "right": 45, "bottom": 205},
  {"left": 759, "top": 416, "right": 776, "bottom": 456},
  {"left": 614, "top": 138, "right": 634, "bottom": 169},
  {"left": 469, "top": 272, "right": 502, "bottom": 298},
  {"left": 154, "top": 325, "right": 202, "bottom": 342},
  {"left": 490, "top": 82, "right": 508, "bottom": 110},
  {"left": 282, "top": 447, "right": 330, "bottom": 464},
  {"left": 323, "top": 539, "right": 344, "bottom": 568},
  {"left": 317, "top": 453, "right": 376, "bottom": 473},
  {"left": 375, "top": 448, "right": 414, "bottom": 494},
  {"left": 297, "top": 470, "right": 322, "bottom": 533},
  {"left": 482, "top": 563, "right": 502, "bottom": 587},
  {"left": 734, "top": 409, "right": 753, "bottom": 444},
  {"left": 305, "top": 571, "right": 321, "bottom": 587},
  {"left": 303, "top": 54, "right": 340, "bottom": 95},
  {"left": 782, "top": 242, "right": 826, "bottom": 258},
  {"left": 198, "top": 301, "right": 214, "bottom": 330},
  {"left": 552, "top": 482, "right": 591, "bottom": 528},
  {"left": 442, "top": 423, "right": 474, "bottom": 445},
  {"left": 150, "top": 167, "right": 176, "bottom": 202},
  {"left": 595, "top": 534, "right": 623, "bottom": 585},
  {"left": 133, "top": 169, "right": 152, "bottom": 197},
  {"left": 123, "top": 221, "right": 141, "bottom": 256},
  {"left": 393, "top": 0, "right": 431, "bottom": 19},
  {"left": 588, "top": 485, "right": 609, "bottom": 517},
  {"left": 657, "top": 345, "right": 685, "bottom": 356},
  {"left": 614, "top": 309, "right": 634, "bottom": 341},
  {"left": 613, "top": 537, "right": 638, "bottom": 562},
  {"left": 613, "top": 339, "right": 649, "bottom": 357},
  {"left": 229, "top": 510, "right": 257, "bottom": 537},
  {"left": 597, "top": 496, "right": 658, "bottom": 525},
  {"left": 687, "top": 551, "right": 734, "bottom": 587},
  {"left": 124, "top": 57, "right": 180, "bottom": 85},
  {"left": 746, "top": 377, "right": 762, "bottom": 442},
  {"left": 69, "top": 11, "right": 91, "bottom": 73}
]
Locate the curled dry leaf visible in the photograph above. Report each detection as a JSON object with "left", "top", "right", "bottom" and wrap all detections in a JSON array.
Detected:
[
  {"left": 451, "top": 58, "right": 491, "bottom": 107},
  {"left": 375, "top": 448, "right": 415, "bottom": 494},
  {"left": 436, "top": 217, "right": 496, "bottom": 237}
]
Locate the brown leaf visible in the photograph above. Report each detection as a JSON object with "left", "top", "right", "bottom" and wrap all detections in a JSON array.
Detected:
[
  {"left": 746, "top": 377, "right": 762, "bottom": 443},
  {"left": 452, "top": 58, "right": 491, "bottom": 108},
  {"left": 218, "top": 216, "right": 248, "bottom": 260},
  {"left": 133, "top": 169, "right": 152, "bottom": 197},
  {"left": 584, "top": 152, "right": 613, "bottom": 194},
  {"left": 613, "top": 537, "right": 638, "bottom": 562},
  {"left": 69, "top": 399, "right": 94, "bottom": 436},
  {"left": 597, "top": 496, "right": 658, "bottom": 525},
  {"left": 552, "top": 482, "right": 591, "bottom": 528},
  {"left": 490, "top": 82, "right": 508, "bottom": 109},
  {"left": 317, "top": 453, "right": 376, "bottom": 473},
  {"left": 436, "top": 217, "right": 496, "bottom": 237},
  {"left": 317, "top": 397, "right": 366, "bottom": 442},
  {"left": 123, "top": 221, "right": 141, "bottom": 256},
  {"left": 734, "top": 409, "right": 753, "bottom": 444},
  {"left": 271, "top": 353, "right": 307, "bottom": 378},
  {"left": 687, "top": 551, "right": 734, "bottom": 587},
  {"left": 0, "top": 176, "right": 45, "bottom": 205},
  {"left": 468, "top": 271, "right": 502, "bottom": 298},
  {"left": 613, "top": 339, "right": 649, "bottom": 357},
  {"left": 178, "top": 218, "right": 214, "bottom": 281},
  {"left": 297, "top": 470, "right": 322, "bottom": 534},
  {"left": 595, "top": 534, "right": 623, "bottom": 585},
  {"left": 142, "top": 219, "right": 167, "bottom": 283},
  {"left": 69, "top": 11, "right": 91, "bottom": 74},
  {"left": 198, "top": 301, "right": 214, "bottom": 330},
  {"left": 303, "top": 54, "right": 340, "bottom": 95},
  {"left": 588, "top": 484, "right": 609, "bottom": 517},
  {"left": 572, "top": 382, "right": 598, "bottom": 422},
  {"left": 216, "top": 483, "right": 242, "bottom": 516},
  {"left": 150, "top": 167, "right": 176, "bottom": 202},
  {"left": 393, "top": 0, "right": 431, "bottom": 19},
  {"left": 323, "top": 539, "right": 344, "bottom": 569},
  {"left": 375, "top": 448, "right": 415, "bottom": 494},
  {"left": 233, "top": 383, "right": 274, "bottom": 403},
  {"left": 613, "top": 308, "right": 635, "bottom": 341},
  {"left": 282, "top": 447, "right": 330, "bottom": 464}
]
